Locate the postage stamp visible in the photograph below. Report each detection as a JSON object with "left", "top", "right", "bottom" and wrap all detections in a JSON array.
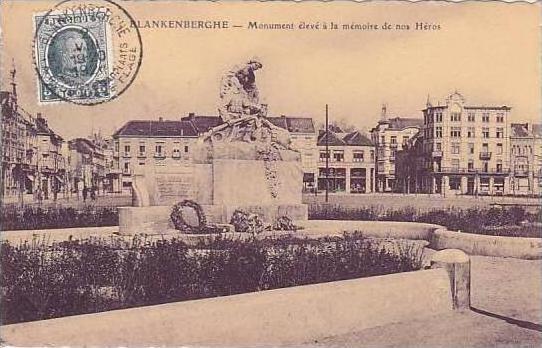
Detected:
[{"left": 33, "top": 0, "right": 142, "bottom": 105}]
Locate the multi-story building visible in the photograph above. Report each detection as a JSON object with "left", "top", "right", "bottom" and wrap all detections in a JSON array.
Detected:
[
  {"left": 112, "top": 117, "right": 199, "bottom": 189},
  {"left": 316, "top": 130, "right": 375, "bottom": 194},
  {"left": 268, "top": 115, "right": 317, "bottom": 192},
  {"left": 68, "top": 138, "right": 107, "bottom": 196},
  {"left": 402, "top": 91, "right": 512, "bottom": 195},
  {"left": 510, "top": 123, "right": 542, "bottom": 196},
  {"left": 1, "top": 65, "right": 66, "bottom": 202},
  {"left": 35, "top": 113, "right": 65, "bottom": 200},
  {"left": 370, "top": 105, "right": 423, "bottom": 192}
]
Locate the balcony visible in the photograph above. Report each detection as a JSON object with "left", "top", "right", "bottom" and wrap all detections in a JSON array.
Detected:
[
  {"left": 479, "top": 152, "right": 492, "bottom": 160},
  {"left": 431, "top": 151, "right": 443, "bottom": 158},
  {"left": 431, "top": 166, "right": 510, "bottom": 175}
]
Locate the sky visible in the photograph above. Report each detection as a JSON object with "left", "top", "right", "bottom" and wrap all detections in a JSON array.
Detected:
[{"left": 1, "top": 1, "right": 540, "bottom": 139}]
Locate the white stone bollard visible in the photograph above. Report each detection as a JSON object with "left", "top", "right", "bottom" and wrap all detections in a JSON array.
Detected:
[{"left": 430, "top": 249, "right": 471, "bottom": 310}]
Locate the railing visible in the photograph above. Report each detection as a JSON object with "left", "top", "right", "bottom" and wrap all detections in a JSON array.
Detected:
[
  {"left": 431, "top": 151, "right": 443, "bottom": 158},
  {"left": 479, "top": 152, "right": 492, "bottom": 160},
  {"left": 429, "top": 167, "right": 510, "bottom": 175}
]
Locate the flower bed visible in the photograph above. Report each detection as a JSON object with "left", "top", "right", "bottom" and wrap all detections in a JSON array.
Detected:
[
  {"left": 1, "top": 205, "right": 119, "bottom": 231},
  {"left": 0, "top": 233, "right": 424, "bottom": 325},
  {"left": 309, "top": 205, "right": 541, "bottom": 238}
]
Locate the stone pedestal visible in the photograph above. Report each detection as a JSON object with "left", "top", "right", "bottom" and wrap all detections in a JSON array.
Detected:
[{"left": 430, "top": 249, "right": 470, "bottom": 310}]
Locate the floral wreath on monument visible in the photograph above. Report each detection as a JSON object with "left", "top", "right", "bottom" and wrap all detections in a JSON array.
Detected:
[{"left": 170, "top": 199, "right": 207, "bottom": 233}]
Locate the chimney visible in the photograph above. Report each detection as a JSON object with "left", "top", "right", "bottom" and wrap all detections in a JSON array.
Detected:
[
  {"left": 158, "top": 117, "right": 163, "bottom": 122},
  {"left": 381, "top": 103, "right": 387, "bottom": 122},
  {"left": 188, "top": 112, "right": 195, "bottom": 119},
  {"left": 37, "top": 112, "right": 42, "bottom": 119}
]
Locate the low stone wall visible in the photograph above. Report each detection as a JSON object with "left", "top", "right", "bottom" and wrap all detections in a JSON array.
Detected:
[
  {"left": 431, "top": 228, "right": 542, "bottom": 260},
  {"left": 2, "top": 269, "right": 453, "bottom": 347},
  {"left": 297, "top": 220, "right": 440, "bottom": 240}
]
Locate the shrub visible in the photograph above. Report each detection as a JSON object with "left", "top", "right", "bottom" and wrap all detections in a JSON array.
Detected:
[
  {"left": 0, "top": 206, "right": 119, "bottom": 231},
  {"left": 308, "top": 204, "right": 541, "bottom": 238},
  {"left": 0, "top": 233, "right": 423, "bottom": 324}
]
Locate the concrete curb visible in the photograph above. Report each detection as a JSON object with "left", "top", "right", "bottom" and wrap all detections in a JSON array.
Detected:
[
  {"left": 431, "top": 228, "right": 542, "bottom": 260},
  {"left": 1, "top": 269, "right": 453, "bottom": 347}
]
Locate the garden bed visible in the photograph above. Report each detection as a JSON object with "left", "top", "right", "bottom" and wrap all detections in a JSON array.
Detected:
[
  {"left": 1, "top": 205, "right": 119, "bottom": 231},
  {"left": 309, "top": 205, "right": 541, "bottom": 238},
  {"left": 0, "top": 233, "right": 424, "bottom": 325}
]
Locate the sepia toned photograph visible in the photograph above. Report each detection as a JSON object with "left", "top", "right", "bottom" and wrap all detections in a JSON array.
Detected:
[{"left": 0, "top": 0, "right": 541, "bottom": 346}]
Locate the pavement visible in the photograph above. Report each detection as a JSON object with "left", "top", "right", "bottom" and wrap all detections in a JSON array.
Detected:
[
  {"left": 302, "top": 255, "right": 542, "bottom": 348},
  {"left": 303, "top": 193, "right": 541, "bottom": 212}
]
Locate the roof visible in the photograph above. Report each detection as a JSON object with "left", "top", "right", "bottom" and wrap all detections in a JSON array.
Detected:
[
  {"left": 69, "top": 138, "right": 96, "bottom": 154},
  {"left": 317, "top": 130, "right": 346, "bottom": 146},
  {"left": 317, "top": 130, "right": 373, "bottom": 147},
  {"left": 181, "top": 114, "right": 223, "bottom": 133},
  {"left": 268, "top": 116, "right": 315, "bottom": 134},
  {"left": 342, "top": 131, "right": 373, "bottom": 146},
  {"left": 511, "top": 123, "right": 530, "bottom": 138},
  {"left": 113, "top": 120, "right": 198, "bottom": 138},
  {"left": 511, "top": 123, "right": 542, "bottom": 138},
  {"left": 36, "top": 117, "right": 63, "bottom": 141},
  {"left": 387, "top": 117, "right": 423, "bottom": 130}
]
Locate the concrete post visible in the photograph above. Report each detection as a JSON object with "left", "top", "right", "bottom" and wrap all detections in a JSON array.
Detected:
[{"left": 430, "top": 249, "right": 470, "bottom": 310}]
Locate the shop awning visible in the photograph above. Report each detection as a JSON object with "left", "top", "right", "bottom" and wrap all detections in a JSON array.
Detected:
[{"left": 303, "top": 173, "right": 315, "bottom": 182}]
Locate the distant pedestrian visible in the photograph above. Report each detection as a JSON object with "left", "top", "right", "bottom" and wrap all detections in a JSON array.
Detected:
[
  {"left": 90, "top": 187, "right": 96, "bottom": 201},
  {"left": 82, "top": 187, "right": 88, "bottom": 202}
]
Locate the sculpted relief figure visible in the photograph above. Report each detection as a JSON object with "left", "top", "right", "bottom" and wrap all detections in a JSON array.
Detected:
[
  {"left": 206, "top": 59, "right": 294, "bottom": 154},
  {"left": 219, "top": 59, "right": 264, "bottom": 120}
]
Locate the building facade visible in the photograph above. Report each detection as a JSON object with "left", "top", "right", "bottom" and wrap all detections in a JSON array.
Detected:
[
  {"left": 317, "top": 130, "right": 375, "bottom": 194},
  {"left": 370, "top": 105, "right": 423, "bottom": 192},
  {"left": 112, "top": 118, "right": 199, "bottom": 189},
  {"left": 1, "top": 68, "right": 66, "bottom": 202},
  {"left": 397, "top": 91, "right": 512, "bottom": 196},
  {"left": 510, "top": 123, "right": 542, "bottom": 196},
  {"left": 268, "top": 115, "right": 318, "bottom": 192}
]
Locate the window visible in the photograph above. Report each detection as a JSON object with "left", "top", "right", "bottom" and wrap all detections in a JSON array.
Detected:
[
  {"left": 496, "top": 160, "right": 503, "bottom": 173},
  {"left": 451, "top": 159, "right": 460, "bottom": 170},
  {"left": 482, "top": 113, "right": 490, "bottom": 122},
  {"left": 370, "top": 150, "right": 375, "bottom": 161},
  {"left": 468, "top": 143, "right": 475, "bottom": 155},
  {"left": 436, "top": 113, "right": 442, "bottom": 122},
  {"left": 451, "top": 112, "right": 461, "bottom": 122},
  {"left": 451, "top": 127, "right": 461, "bottom": 138},
  {"left": 451, "top": 143, "right": 460, "bottom": 155},
  {"left": 353, "top": 151, "right": 364, "bottom": 162},
  {"left": 124, "top": 145, "right": 130, "bottom": 156},
  {"left": 115, "top": 142, "right": 119, "bottom": 152},
  {"left": 435, "top": 126, "right": 442, "bottom": 138},
  {"left": 184, "top": 145, "right": 189, "bottom": 153},
  {"left": 496, "top": 143, "right": 503, "bottom": 155},
  {"left": 435, "top": 142, "right": 442, "bottom": 151},
  {"left": 468, "top": 160, "right": 474, "bottom": 171},
  {"left": 390, "top": 136, "right": 397, "bottom": 145},
  {"left": 402, "top": 136, "right": 409, "bottom": 145},
  {"left": 155, "top": 144, "right": 164, "bottom": 157},
  {"left": 380, "top": 136, "right": 385, "bottom": 144},
  {"left": 139, "top": 145, "right": 146, "bottom": 156},
  {"left": 333, "top": 150, "right": 344, "bottom": 162},
  {"left": 496, "top": 128, "right": 503, "bottom": 138},
  {"left": 467, "top": 112, "right": 475, "bottom": 122},
  {"left": 390, "top": 149, "right": 397, "bottom": 161},
  {"left": 319, "top": 150, "right": 329, "bottom": 161},
  {"left": 482, "top": 127, "right": 490, "bottom": 138},
  {"left": 467, "top": 127, "right": 475, "bottom": 138},
  {"left": 172, "top": 148, "right": 181, "bottom": 158},
  {"left": 123, "top": 162, "right": 129, "bottom": 173},
  {"left": 496, "top": 113, "right": 504, "bottom": 123}
]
